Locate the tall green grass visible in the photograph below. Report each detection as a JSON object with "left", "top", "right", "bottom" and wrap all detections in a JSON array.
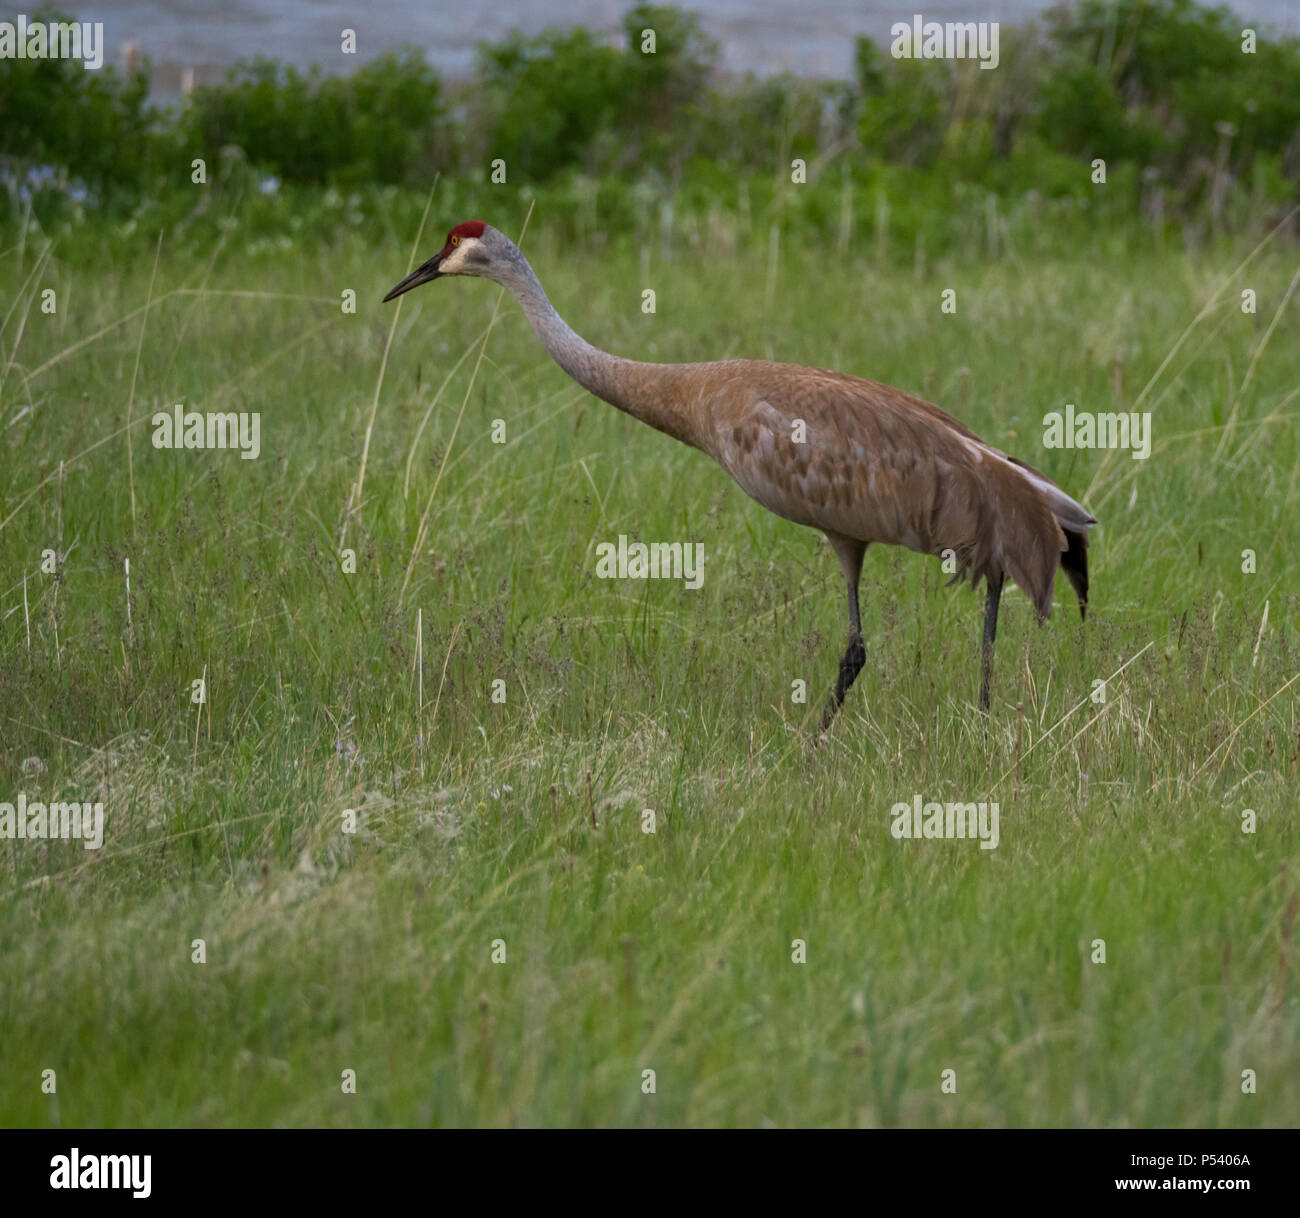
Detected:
[{"left": 0, "top": 218, "right": 1296, "bottom": 1126}]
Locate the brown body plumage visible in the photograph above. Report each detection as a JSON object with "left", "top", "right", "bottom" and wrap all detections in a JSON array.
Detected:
[{"left": 385, "top": 222, "right": 1097, "bottom": 725}]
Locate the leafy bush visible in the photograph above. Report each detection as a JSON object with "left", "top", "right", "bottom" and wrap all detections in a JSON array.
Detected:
[{"left": 181, "top": 49, "right": 445, "bottom": 186}]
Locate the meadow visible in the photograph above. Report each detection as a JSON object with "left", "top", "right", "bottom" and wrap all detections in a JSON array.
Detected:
[{"left": 0, "top": 211, "right": 1296, "bottom": 1127}]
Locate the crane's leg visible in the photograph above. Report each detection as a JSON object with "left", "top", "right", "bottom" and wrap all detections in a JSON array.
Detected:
[
  {"left": 979, "top": 574, "right": 1004, "bottom": 714},
  {"left": 819, "top": 537, "right": 868, "bottom": 732}
]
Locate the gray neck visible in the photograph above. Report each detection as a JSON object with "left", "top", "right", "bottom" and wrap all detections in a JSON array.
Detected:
[
  {"left": 494, "top": 248, "right": 624, "bottom": 398},
  {"left": 491, "top": 246, "right": 702, "bottom": 450}
]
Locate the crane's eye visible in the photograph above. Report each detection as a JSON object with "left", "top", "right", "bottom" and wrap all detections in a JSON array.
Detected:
[{"left": 450, "top": 235, "right": 459, "bottom": 246}]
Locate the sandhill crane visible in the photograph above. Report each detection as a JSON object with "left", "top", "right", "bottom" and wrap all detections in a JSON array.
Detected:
[{"left": 384, "top": 221, "right": 1096, "bottom": 729}]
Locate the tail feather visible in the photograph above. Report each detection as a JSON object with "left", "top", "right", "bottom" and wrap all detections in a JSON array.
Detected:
[
  {"left": 996, "top": 452, "right": 1095, "bottom": 618},
  {"left": 943, "top": 453, "right": 1064, "bottom": 621},
  {"left": 924, "top": 431, "right": 1096, "bottom": 622},
  {"left": 1005, "top": 455, "right": 1097, "bottom": 533},
  {"left": 997, "top": 481, "right": 1066, "bottom": 622},
  {"left": 973, "top": 451, "right": 1095, "bottom": 621},
  {"left": 1061, "top": 527, "right": 1089, "bottom": 619}
]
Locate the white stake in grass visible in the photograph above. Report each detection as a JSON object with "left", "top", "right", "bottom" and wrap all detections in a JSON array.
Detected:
[
  {"left": 124, "top": 556, "right": 133, "bottom": 646},
  {"left": 1252, "top": 599, "right": 1269, "bottom": 668}
]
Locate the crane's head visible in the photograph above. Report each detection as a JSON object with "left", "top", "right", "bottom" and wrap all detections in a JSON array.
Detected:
[{"left": 382, "top": 220, "right": 500, "bottom": 302}]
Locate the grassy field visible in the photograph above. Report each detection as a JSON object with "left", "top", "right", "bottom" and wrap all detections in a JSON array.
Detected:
[{"left": 1, "top": 215, "right": 1297, "bottom": 1127}]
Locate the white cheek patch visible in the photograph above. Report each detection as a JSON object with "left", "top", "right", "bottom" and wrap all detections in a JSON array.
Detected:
[{"left": 440, "top": 238, "right": 480, "bottom": 274}]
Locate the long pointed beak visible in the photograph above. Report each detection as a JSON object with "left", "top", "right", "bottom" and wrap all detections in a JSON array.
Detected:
[{"left": 383, "top": 254, "right": 442, "bottom": 302}]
